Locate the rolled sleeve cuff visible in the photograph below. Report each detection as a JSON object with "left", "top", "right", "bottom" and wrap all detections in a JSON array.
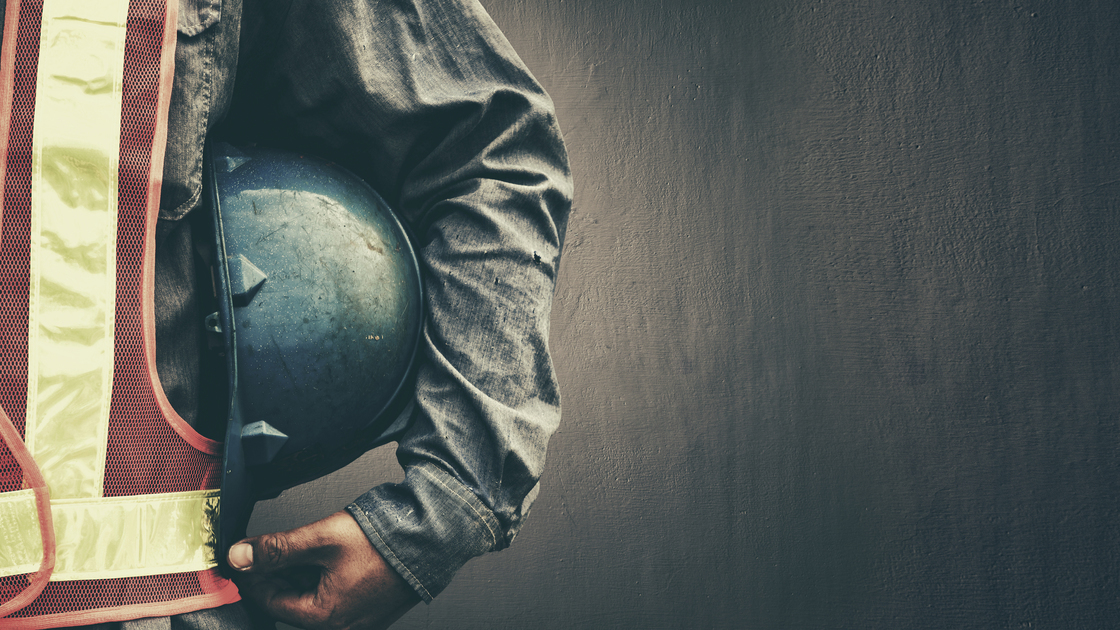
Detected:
[{"left": 345, "top": 461, "right": 504, "bottom": 603}]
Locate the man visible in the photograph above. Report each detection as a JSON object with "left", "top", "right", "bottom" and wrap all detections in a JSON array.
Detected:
[{"left": 0, "top": 0, "right": 571, "bottom": 628}]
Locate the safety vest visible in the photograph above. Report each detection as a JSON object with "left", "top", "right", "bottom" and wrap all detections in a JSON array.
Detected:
[{"left": 0, "top": 0, "right": 239, "bottom": 626}]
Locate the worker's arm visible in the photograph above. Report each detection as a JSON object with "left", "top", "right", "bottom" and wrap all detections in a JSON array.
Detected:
[{"left": 222, "top": 0, "right": 571, "bottom": 625}]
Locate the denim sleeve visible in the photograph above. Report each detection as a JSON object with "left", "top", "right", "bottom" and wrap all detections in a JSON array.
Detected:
[{"left": 225, "top": 0, "right": 572, "bottom": 601}]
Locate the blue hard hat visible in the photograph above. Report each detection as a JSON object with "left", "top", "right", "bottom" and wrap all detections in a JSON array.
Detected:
[{"left": 202, "top": 143, "right": 423, "bottom": 567}]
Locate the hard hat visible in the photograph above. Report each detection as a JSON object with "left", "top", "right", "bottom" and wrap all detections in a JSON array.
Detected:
[{"left": 202, "top": 143, "right": 424, "bottom": 566}]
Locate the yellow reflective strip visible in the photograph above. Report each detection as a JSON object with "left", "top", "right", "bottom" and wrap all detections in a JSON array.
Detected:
[
  {"left": 48, "top": 491, "right": 219, "bottom": 581},
  {"left": 0, "top": 490, "right": 45, "bottom": 578},
  {"left": 25, "top": 0, "right": 130, "bottom": 499}
]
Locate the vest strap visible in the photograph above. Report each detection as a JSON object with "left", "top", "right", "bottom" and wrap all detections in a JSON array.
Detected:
[{"left": 0, "top": 490, "right": 220, "bottom": 581}]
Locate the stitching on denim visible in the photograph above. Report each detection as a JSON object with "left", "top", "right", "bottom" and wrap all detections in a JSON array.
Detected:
[
  {"left": 419, "top": 465, "right": 499, "bottom": 548},
  {"left": 348, "top": 506, "right": 433, "bottom": 602}
]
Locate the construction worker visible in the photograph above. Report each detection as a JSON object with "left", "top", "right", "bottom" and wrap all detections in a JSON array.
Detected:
[{"left": 0, "top": 0, "right": 571, "bottom": 628}]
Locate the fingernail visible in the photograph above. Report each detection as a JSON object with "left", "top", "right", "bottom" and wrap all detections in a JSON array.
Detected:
[{"left": 228, "top": 543, "right": 253, "bottom": 571}]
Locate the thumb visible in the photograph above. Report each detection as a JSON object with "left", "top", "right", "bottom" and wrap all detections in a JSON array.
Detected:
[{"left": 227, "top": 523, "right": 325, "bottom": 574}]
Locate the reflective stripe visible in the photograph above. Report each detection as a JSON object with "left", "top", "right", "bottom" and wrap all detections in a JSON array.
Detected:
[
  {"left": 0, "top": 490, "right": 44, "bottom": 578},
  {"left": 0, "top": 490, "right": 220, "bottom": 580},
  {"left": 48, "top": 491, "right": 220, "bottom": 580},
  {"left": 25, "top": 0, "right": 128, "bottom": 500},
  {"left": 0, "top": 490, "right": 222, "bottom": 578}
]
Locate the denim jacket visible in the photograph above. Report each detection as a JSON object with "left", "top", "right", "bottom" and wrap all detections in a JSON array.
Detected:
[{"left": 0, "top": 0, "right": 571, "bottom": 605}]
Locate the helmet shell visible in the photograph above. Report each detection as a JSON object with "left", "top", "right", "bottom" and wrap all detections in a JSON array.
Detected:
[{"left": 207, "top": 143, "right": 423, "bottom": 557}]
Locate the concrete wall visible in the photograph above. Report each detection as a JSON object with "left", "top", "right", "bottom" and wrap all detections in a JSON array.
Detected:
[{"left": 251, "top": 1, "right": 1120, "bottom": 627}]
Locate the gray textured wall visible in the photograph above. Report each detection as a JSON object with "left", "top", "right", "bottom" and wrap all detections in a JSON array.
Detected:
[{"left": 251, "top": 1, "right": 1120, "bottom": 627}]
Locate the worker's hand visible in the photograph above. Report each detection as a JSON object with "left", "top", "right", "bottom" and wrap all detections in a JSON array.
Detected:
[{"left": 228, "top": 511, "right": 420, "bottom": 630}]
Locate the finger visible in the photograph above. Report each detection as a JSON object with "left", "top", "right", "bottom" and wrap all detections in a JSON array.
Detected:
[
  {"left": 228, "top": 522, "right": 329, "bottom": 574},
  {"left": 242, "top": 572, "right": 328, "bottom": 629}
]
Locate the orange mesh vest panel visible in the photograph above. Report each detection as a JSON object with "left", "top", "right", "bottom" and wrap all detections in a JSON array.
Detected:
[{"left": 0, "top": 0, "right": 239, "bottom": 626}]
